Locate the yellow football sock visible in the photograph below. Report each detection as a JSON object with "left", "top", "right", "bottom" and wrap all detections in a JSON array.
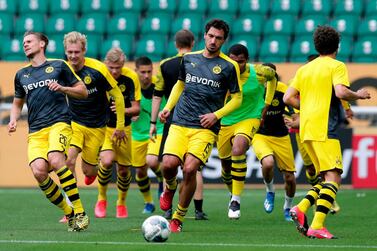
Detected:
[{"left": 231, "top": 154, "right": 247, "bottom": 196}]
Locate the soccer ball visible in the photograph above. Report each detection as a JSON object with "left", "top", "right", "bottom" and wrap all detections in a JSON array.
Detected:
[{"left": 142, "top": 215, "right": 171, "bottom": 242}]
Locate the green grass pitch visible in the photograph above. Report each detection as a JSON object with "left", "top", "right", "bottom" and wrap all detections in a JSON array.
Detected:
[{"left": 0, "top": 187, "right": 376, "bottom": 251}]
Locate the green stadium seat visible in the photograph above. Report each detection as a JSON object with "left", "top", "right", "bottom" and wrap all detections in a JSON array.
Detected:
[
  {"left": 85, "top": 35, "right": 100, "bottom": 59},
  {"left": 45, "top": 14, "right": 76, "bottom": 35},
  {"left": 15, "top": 13, "right": 45, "bottom": 35},
  {"left": 330, "top": 15, "right": 359, "bottom": 40},
  {"left": 365, "top": 0, "right": 377, "bottom": 17},
  {"left": 140, "top": 13, "right": 171, "bottom": 36},
  {"left": 270, "top": 0, "right": 301, "bottom": 16},
  {"left": 147, "top": 0, "right": 176, "bottom": 15},
  {"left": 0, "top": 0, "right": 17, "bottom": 14},
  {"left": 0, "top": 13, "right": 13, "bottom": 34},
  {"left": 193, "top": 38, "right": 205, "bottom": 51},
  {"left": 289, "top": 37, "right": 317, "bottom": 63},
  {"left": 208, "top": 0, "right": 238, "bottom": 17},
  {"left": 177, "top": 0, "right": 207, "bottom": 15},
  {"left": 166, "top": 41, "right": 178, "bottom": 58},
  {"left": 239, "top": 0, "right": 271, "bottom": 16},
  {"left": 357, "top": 16, "right": 377, "bottom": 40},
  {"left": 227, "top": 35, "right": 259, "bottom": 59},
  {"left": 294, "top": 15, "right": 328, "bottom": 36},
  {"left": 259, "top": 36, "right": 289, "bottom": 63},
  {"left": 205, "top": 13, "right": 234, "bottom": 27},
  {"left": 263, "top": 15, "right": 295, "bottom": 37},
  {"left": 112, "top": 0, "right": 145, "bottom": 14},
  {"left": 49, "top": 0, "right": 80, "bottom": 14},
  {"left": 1, "top": 38, "right": 26, "bottom": 61},
  {"left": 171, "top": 14, "right": 202, "bottom": 38},
  {"left": 45, "top": 35, "right": 65, "bottom": 59},
  {"left": 301, "top": 0, "right": 333, "bottom": 16},
  {"left": 232, "top": 15, "right": 264, "bottom": 38},
  {"left": 18, "top": 0, "right": 48, "bottom": 14},
  {"left": 333, "top": 0, "right": 363, "bottom": 16},
  {"left": 351, "top": 37, "right": 377, "bottom": 62},
  {"left": 76, "top": 13, "right": 107, "bottom": 36},
  {"left": 135, "top": 35, "right": 166, "bottom": 62},
  {"left": 100, "top": 35, "right": 134, "bottom": 60},
  {"left": 81, "top": 0, "right": 111, "bottom": 14},
  {"left": 106, "top": 13, "right": 139, "bottom": 36},
  {"left": 337, "top": 38, "right": 352, "bottom": 62}
]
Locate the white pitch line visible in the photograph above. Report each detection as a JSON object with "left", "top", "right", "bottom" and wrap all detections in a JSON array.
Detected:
[{"left": 0, "top": 240, "right": 376, "bottom": 249}]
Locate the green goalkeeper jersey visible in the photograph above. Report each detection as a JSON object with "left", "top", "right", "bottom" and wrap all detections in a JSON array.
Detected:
[{"left": 221, "top": 63, "right": 265, "bottom": 125}]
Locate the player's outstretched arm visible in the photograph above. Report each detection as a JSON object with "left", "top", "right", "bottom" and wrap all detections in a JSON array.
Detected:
[{"left": 335, "top": 84, "right": 371, "bottom": 101}]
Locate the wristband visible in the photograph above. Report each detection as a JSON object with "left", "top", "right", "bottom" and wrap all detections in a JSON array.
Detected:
[{"left": 150, "top": 121, "right": 157, "bottom": 124}]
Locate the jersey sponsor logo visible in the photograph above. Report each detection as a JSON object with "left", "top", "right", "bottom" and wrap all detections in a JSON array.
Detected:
[
  {"left": 212, "top": 65, "right": 222, "bottom": 74},
  {"left": 266, "top": 110, "right": 281, "bottom": 116},
  {"left": 45, "top": 66, "right": 54, "bottom": 73},
  {"left": 88, "top": 87, "right": 98, "bottom": 94},
  {"left": 23, "top": 78, "right": 59, "bottom": 94},
  {"left": 119, "top": 84, "right": 126, "bottom": 92},
  {"left": 84, "top": 75, "right": 92, "bottom": 85},
  {"left": 185, "top": 73, "right": 221, "bottom": 88}
]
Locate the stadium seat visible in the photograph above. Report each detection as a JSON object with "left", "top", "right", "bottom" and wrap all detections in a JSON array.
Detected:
[
  {"left": 76, "top": 13, "right": 107, "bottom": 37},
  {"left": 337, "top": 38, "right": 352, "bottom": 62},
  {"left": 45, "top": 14, "right": 76, "bottom": 35},
  {"left": 357, "top": 16, "right": 377, "bottom": 40},
  {"left": 330, "top": 15, "right": 359, "bottom": 40},
  {"left": 100, "top": 35, "right": 134, "bottom": 60},
  {"left": 0, "top": 0, "right": 17, "bottom": 14},
  {"left": 270, "top": 0, "right": 301, "bottom": 16},
  {"left": 146, "top": 0, "right": 176, "bottom": 15},
  {"left": 45, "top": 35, "right": 65, "bottom": 59},
  {"left": 18, "top": 0, "right": 48, "bottom": 14},
  {"left": 171, "top": 14, "right": 203, "bottom": 38},
  {"left": 134, "top": 35, "right": 167, "bottom": 62},
  {"left": 193, "top": 38, "right": 205, "bottom": 51},
  {"left": 351, "top": 37, "right": 377, "bottom": 63},
  {"left": 166, "top": 41, "right": 178, "bottom": 58},
  {"left": 140, "top": 13, "right": 171, "bottom": 36},
  {"left": 1, "top": 38, "right": 26, "bottom": 61},
  {"left": 239, "top": 0, "right": 271, "bottom": 16},
  {"left": 177, "top": 0, "right": 208, "bottom": 15},
  {"left": 263, "top": 15, "right": 295, "bottom": 37},
  {"left": 259, "top": 36, "right": 290, "bottom": 63},
  {"left": 80, "top": 0, "right": 111, "bottom": 14},
  {"left": 49, "top": 0, "right": 80, "bottom": 14},
  {"left": 106, "top": 13, "right": 139, "bottom": 36},
  {"left": 85, "top": 35, "right": 100, "bottom": 58},
  {"left": 289, "top": 37, "right": 317, "bottom": 63},
  {"left": 208, "top": 0, "right": 238, "bottom": 17},
  {"left": 294, "top": 15, "right": 328, "bottom": 37},
  {"left": 333, "top": 0, "right": 363, "bottom": 16},
  {"left": 301, "top": 0, "right": 333, "bottom": 17},
  {"left": 112, "top": 0, "right": 145, "bottom": 14},
  {"left": 231, "top": 15, "right": 264, "bottom": 38},
  {"left": 205, "top": 13, "right": 234, "bottom": 27},
  {"left": 0, "top": 13, "right": 13, "bottom": 35},
  {"left": 228, "top": 35, "right": 259, "bottom": 60},
  {"left": 14, "top": 13, "right": 45, "bottom": 35}
]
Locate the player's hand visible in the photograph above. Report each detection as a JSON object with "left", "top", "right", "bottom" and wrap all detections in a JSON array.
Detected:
[
  {"left": 7, "top": 120, "right": 17, "bottom": 135},
  {"left": 199, "top": 113, "right": 218, "bottom": 128},
  {"left": 260, "top": 105, "right": 269, "bottom": 128},
  {"left": 345, "top": 108, "right": 354, "bottom": 119},
  {"left": 149, "top": 124, "right": 157, "bottom": 142},
  {"left": 131, "top": 116, "right": 139, "bottom": 121},
  {"left": 110, "top": 101, "right": 116, "bottom": 113},
  {"left": 47, "top": 81, "right": 64, "bottom": 92},
  {"left": 111, "top": 129, "right": 127, "bottom": 146},
  {"left": 357, "top": 88, "right": 371, "bottom": 99},
  {"left": 159, "top": 109, "right": 170, "bottom": 123}
]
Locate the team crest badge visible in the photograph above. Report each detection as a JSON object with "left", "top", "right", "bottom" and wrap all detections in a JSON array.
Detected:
[
  {"left": 212, "top": 65, "right": 222, "bottom": 74},
  {"left": 119, "top": 84, "right": 126, "bottom": 92},
  {"left": 45, "top": 66, "right": 54, "bottom": 73},
  {"left": 84, "top": 75, "right": 92, "bottom": 84},
  {"left": 272, "top": 98, "right": 279, "bottom": 106}
]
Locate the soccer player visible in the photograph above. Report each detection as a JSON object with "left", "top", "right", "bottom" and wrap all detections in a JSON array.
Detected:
[
  {"left": 63, "top": 31, "right": 126, "bottom": 185},
  {"left": 8, "top": 31, "right": 89, "bottom": 231},
  {"left": 159, "top": 19, "right": 242, "bottom": 232},
  {"left": 217, "top": 44, "right": 277, "bottom": 220},
  {"left": 150, "top": 29, "right": 208, "bottom": 220},
  {"left": 251, "top": 63, "right": 296, "bottom": 222},
  {"left": 132, "top": 56, "right": 165, "bottom": 214},
  {"left": 284, "top": 25, "right": 371, "bottom": 239},
  {"left": 94, "top": 48, "right": 141, "bottom": 218}
]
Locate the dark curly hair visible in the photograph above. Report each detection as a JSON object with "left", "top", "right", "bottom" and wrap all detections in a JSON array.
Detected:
[
  {"left": 205, "top": 19, "right": 230, "bottom": 40},
  {"left": 313, "top": 25, "right": 340, "bottom": 55}
]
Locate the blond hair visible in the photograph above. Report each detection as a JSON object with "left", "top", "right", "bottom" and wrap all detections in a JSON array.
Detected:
[
  {"left": 105, "top": 47, "right": 126, "bottom": 63},
  {"left": 63, "top": 31, "right": 87, "bottom": 50}
]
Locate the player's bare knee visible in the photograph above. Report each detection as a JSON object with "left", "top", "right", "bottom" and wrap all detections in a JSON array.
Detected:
[
  {"left": 32, "top": 167, "right": 49, "bottom": 183},
  {"left": 261, "top": 155, "right": 274, "bottom": 170}
]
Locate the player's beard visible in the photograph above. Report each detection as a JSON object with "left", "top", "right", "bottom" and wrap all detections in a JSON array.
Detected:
[{"left": 206, "top": 44, "right": 220, "bottom": 55}]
